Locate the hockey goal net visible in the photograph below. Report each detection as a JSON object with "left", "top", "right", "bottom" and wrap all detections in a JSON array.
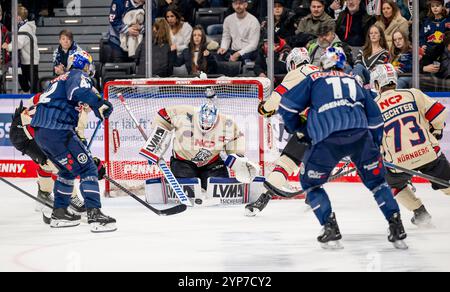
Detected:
[{"left": 104, "top": 77, "right": 278, "bottom": 196}]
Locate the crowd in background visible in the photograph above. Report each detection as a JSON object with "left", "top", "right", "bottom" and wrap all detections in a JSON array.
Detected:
[{"left": 1, "top": 0, "right": 450, "bottom": 93}]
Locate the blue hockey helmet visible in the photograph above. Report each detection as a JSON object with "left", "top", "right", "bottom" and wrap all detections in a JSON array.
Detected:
[
  {"left": 320, "top": 46, "right": 346, "bottom": 70},
  {"left": 68, "top": 50, "right": 95, "bottom": 76},
  {"left": 199, "top": 102, "right": 218, "bottom": 132}
]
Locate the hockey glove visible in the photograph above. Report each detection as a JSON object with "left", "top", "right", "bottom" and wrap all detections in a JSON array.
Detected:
[
  {"left": 93, "top": 157, "right": 105, "bottom": 180},
  {"left": 94, "top": 100, "right": 114, "bottom": 121},
  {"left": 225, "top": 154, "right": 260, "bottom": 184},
  {"left": 258, "top": 101, "right": 276, "bottom": 118},
  {"left": 430, "top": 126, "right": 444, "bottom": 140}
]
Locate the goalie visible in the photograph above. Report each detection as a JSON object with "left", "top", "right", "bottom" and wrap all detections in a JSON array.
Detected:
[{"left": 142, "top": 89, "right": 260, "bottom": 190}]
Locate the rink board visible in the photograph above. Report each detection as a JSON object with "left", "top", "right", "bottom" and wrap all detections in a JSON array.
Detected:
[{"left": 1, "top": 93, "right": 450, "bottom": 184}]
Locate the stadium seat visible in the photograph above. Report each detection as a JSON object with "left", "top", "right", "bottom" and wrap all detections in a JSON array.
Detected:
[
  {"left": 101, "top": 63, "right": 136, "bottom": 87},
  {"left": 194, "top": 8, "right": 228, "bottom": 31},
  {"left": 216, "top": 61, "right": 242, "bottom": 77}
]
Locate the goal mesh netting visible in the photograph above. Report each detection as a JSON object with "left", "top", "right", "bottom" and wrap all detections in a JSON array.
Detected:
[{"left": 104, "top": 77, "right": 277, "bottom": 196}]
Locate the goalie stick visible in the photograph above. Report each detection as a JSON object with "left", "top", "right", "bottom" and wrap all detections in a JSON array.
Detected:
[
  {"left": 117, "top": 93, "right": 192, "bottom": 206},
  {"left": 104, "top": 174, "right": 187, "bottom": 216},
  {"left": 86, "top": 120, "right": 187, "bottom": 216}
]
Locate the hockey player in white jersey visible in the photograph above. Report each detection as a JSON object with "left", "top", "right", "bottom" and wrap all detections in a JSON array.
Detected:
[
  {"left": 245, "top": 47, "right": 319, "bottom": 216},
  {"left": 371, "top": 64, "right": 450, "bottom": 227},
  {"left": 142, "top": 88, "right": 260, "bottom": 190}
]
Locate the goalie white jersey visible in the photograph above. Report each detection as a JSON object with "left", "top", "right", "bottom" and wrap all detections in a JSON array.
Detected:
[
  {"left": 263, "top": 64, "right": 319, "bottom": 112},
  {"left": 375, "top": 88, "right": 448, "bottom": 170},
  {"left": 154, "top": 105, "right": 245, "bottom": 167}
]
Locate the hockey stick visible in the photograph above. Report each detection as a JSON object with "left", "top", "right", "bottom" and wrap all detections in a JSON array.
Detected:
[
  {"left": 384, "top": 161, "right": 450, "bottom": 188},
  {"left": 264, "top": 166, "right": 357, "bottom": 198},
  {"left": 117, "top": 93, "right": 192, "bottom": 206},
  {"left": 0, "top": 177, "right": 53, "bottom": 224},
  {"left": 84, "top": 119, "right": 187, "bottom": 216},
  {"left": 87, "top": 120, "right": 102, "bottom": 149}
]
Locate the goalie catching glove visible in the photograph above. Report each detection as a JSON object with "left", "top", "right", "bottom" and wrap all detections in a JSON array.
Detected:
[
  {"left": 139, "top": 125, "right": 173, "bottom": 163},
  {"left": 224, "top": 154, "right": 260, "bottom": 184}
]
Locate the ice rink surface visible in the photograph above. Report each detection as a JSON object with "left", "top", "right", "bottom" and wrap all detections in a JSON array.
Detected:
[{"left": 1, "top": 179, "right": 450, "bottom": 272}]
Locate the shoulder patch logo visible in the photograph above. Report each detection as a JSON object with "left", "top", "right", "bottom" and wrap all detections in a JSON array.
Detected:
[{"left": 77, "top": 153, "right": 89, "bottom": 164}]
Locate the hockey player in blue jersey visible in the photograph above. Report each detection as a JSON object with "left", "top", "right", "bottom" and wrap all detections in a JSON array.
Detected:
[
  {"left": 31, "top": 51, "right": 116, "bottom": 233},
  {"left": 278, "top": 47, "right": 408, "bottom": 249}
]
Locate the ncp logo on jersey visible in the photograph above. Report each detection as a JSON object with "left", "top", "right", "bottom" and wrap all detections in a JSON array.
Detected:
[
  {"left": 77, "top": 153, "right": 89, "bottom": 164},
  {"left": 0, "top": 114, "right": 12, "bottom": 147},
  {"left": 379, "top": 95, "right": 403, "bottom": 110}
]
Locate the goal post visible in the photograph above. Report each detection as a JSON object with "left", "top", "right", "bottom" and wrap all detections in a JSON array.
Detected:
[{"left": 103, "top": 77, "right": 277, "bottom": 196}]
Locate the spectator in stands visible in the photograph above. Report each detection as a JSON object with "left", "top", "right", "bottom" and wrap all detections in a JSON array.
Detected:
[
  {"left": 307, "top": 22, "right": 353, "bottom": 69},
  {"left": 175, "top": 25, "right": 218, "bottom": 75},
  {"left": 420, "top": 0, "right": 450, "bottom": 53},
  {"left": 52, "top": 29, "right": 83, "bottom": 76},
  {"left": 165, "top": 6, "right": 193, "bottom": 55},
  {"left": 396, "top": 0, "right": 412, "bottom": 20},
  {"left": 326, "top": 0, "right": 347, "bottom": 19},
  {"left": 135, "top": 17, "right": 177, "bottom": 76},
  {"left": 353, "top": 24, "right": 389, "bottom": 84},
  {"left": 296, "top": 0, "right": 335, "bottom": 37},
  {"left": 107, "top": 0, "right": 145, "bottom": 63},
  {"left": 253, "top": 34, "right": 291, "bottom": 77},
  {"left": 2, "top": 5, "right": 39, "bottom": 93},
  {"left": 335, "top": 0, "right": 375, "bottom": 47},
  {"left": 260, "top": 0, "right": 296, "bottom": 41},
  {"left": 390, "top": 29, "right": 412, "bottom": 88},
  {"left": 375, "top": 0, "right": 409, "bottom": 49},
  {"left": 217, "top": 0, "right": 260, "bottom": 62},
  {"left": 0, "top": 4, "right": 11, "bottom": 67},
  {"left": 420, "top": 31, "right": 450, "bottom": 79}
]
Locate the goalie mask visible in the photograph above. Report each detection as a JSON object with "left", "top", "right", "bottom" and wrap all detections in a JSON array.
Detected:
[{"left": 199, "top": 102, "right": 218, "bottom": 132}]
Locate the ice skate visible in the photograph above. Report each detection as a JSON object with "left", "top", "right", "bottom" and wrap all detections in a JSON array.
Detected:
[
  {"left": 50, "top": 208, "right": 81, "bottom": 228},
  {"left": 35, "top": 188, "right": 53, "bottom": 212},
  {"left": 318, "top": 213, "right": 343, "bottom": 250},
  {"left": 388, "top": 212, "right": 408, "bottom": 250},
  {"left": 245, "top": 192, "right": 272, "bottom": 217},
  {"left": 70, "top": 194, "right": 86, "bottom": 214},
  {"left": 411, "top": 205, "right": 434, "bottom": 229},
  {"left": 87, "top": 208, "right": 117, "bottom": 233}
]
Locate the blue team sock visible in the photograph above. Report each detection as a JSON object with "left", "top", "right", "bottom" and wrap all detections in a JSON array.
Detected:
[
  {"left": 53, "top": 179, "right": 74, "bottom": 209},
  {"left": 80, "top": 176, "right": 101, "bottom": 209},
  {"left": 372, "top": 183, "right": 401, "bottom": 221},
  {"left": 308, "top": 187, "right": 332, "bottom": 226}
]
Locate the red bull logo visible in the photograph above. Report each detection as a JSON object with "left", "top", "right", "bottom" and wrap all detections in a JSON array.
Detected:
[{"left": 427, "top": 31, "right": 444, "bottom": 44}]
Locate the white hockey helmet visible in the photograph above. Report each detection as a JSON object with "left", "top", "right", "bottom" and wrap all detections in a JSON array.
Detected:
[
  {"left": 286, "top": 47, "right": 310, "bottom": 72},
  {"left": 199, "top": 102, "right": 218, "bottom": 132},
  {"left": 320, "top": 46, "right": 346, "bottom": 70},
  {"left": 370, "top": 64, "right": 398, "bottom": 90}
]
